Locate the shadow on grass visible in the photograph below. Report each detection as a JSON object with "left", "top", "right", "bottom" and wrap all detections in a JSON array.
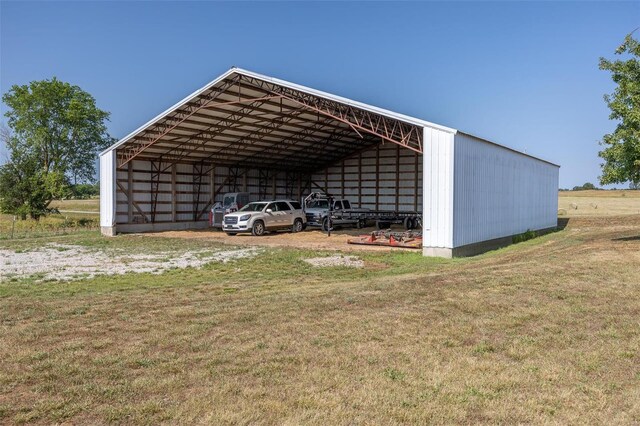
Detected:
[
  {"left": 612, "top": 235, "right": 640, "bottom": 242},
  {"left": 557, "top": 217, "right": 570, "bottom": 230}
]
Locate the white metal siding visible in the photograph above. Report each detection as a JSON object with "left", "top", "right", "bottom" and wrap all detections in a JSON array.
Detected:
[
  {"left": 115, "top": 160, "right": 211, "bottom": 224},
  {"left": 99, "top": 151, "right": 115, "bottom": 227},
  {"left": 311, "top": 143, "right": 422, "bottom": 211},
  {"left": 422, "top": 127, "right": 455, "bottom": 249},
  {"left": 452, "top": 133, "right": 559, "bottom": 247}
]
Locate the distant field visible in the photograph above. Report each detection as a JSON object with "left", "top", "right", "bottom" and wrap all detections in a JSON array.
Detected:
[
  {"left": 49, "top": 198, "right": 99, "bottom": 213},
  {"left": 559, "top": 190, "right": 640, "bottom": 217}
]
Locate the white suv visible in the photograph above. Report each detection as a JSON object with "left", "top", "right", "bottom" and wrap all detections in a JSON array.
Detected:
[{"left": 223, "top": 200, "right": 306, "bottom": 236}]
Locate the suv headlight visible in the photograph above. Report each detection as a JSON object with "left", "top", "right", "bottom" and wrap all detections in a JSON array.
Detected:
[{"left": 239, "top": 214, "right": 251, "bottom": 221}]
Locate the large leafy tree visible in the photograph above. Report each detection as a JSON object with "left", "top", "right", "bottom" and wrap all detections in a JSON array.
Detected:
[
  {"left": 598, "top": 33, "right": 640, "bottom": 186},
  {"left": 0, "top": 78, "right": 114, "bottom": 219}
]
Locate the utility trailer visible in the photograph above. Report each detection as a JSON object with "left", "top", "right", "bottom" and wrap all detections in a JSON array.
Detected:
[
  {"left": 330, "top": 209, "right": 421, "bottom": 230},
  {"left": 303, "top": 192, "right": 421, "bottom": 232}
]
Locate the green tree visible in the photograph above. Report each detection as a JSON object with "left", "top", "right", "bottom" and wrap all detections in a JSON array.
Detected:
[
  {"left": 572, "top": 182, "right": 598, "bottom": 191},
  {"left": 598, "top": 33, "right": 640, "bottom": 186},
  {"left": 0, "top": 78, "right": 114, "bottom": 219}
]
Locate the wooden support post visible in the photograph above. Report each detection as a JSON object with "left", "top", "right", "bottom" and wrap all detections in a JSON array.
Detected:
[
  {"left": 127, "top": 162, "right": 133, "bottom": 223},
  {"left": 297, "top": 174, "right": 302, "bottom": 200},
  {"left": 272, "top": 173, "right": 277, "bottom": 199},
  {"left": 210, "top": 165, "right": 216, "bottom": 202},
  {"left": 375, "top": 144, "right": 380, "bottom": 210},
  {"left": 171, "top": 163, "right": 177, "bottom": 222},
  {"left": 414, "top": 152, "right": 419, "bottom": 211},
  {"left": 395, "top": 144, "right": 400, "bottom": 211},
  {"left": 324, "top": 168, "right": 328, "bottom": 194},
  {"left": 357, "top": 152, "right": 362, "bottom": 208},
  {"left": 341, "top": 161, "right": 345, "bottom": 200}
]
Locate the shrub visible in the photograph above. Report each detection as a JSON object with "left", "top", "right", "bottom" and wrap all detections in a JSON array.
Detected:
[{"left": 513, "top": 229, "right": 537, "bottom": 244}]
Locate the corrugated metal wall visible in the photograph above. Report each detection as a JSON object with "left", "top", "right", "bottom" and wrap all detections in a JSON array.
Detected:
[
  {"left": 212, "top": 167, "right": 305, "bottom": 202},
  {"left": 310, "top": 143, "right": 422, "bottom": 211},
  {"left": 99, "top": 151, "right": 115, "bottom": 227},
  {"left": 452, "top": 133, "right": 559, "bottom": 247},
  {"left": 115, "top": 160, "right": 212, "bottom": 224},
  {"left": 422, "top": 127, "right": 456, "bottom": 249}
]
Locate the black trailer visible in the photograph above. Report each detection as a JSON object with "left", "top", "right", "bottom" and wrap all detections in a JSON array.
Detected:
[{"left": 330, "top": 209, "right": 421, "bottom": 231}]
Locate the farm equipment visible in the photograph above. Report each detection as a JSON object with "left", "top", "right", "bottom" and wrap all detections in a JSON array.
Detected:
[
  {"left": 303, "top": 192, "right": 369, "bottom": 230},
  {"left": 303, "top": 192, "right": 422, "bottom": 233},
  {"left": 331, "top": 209, "right": 421, "bottom": 231},
  {"left": 209, "top": 192, "right": 250, "bottom": 229},
  {"left": 347, "top": 230, "right": 423, "bottom": 249}
]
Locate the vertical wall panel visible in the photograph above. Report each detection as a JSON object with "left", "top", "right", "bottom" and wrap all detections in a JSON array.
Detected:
[
  {"left": 99, "top": 151, "right": 115, "bottom": 228},
  {"left": 310, "top": 143, "right": 422, "bottom": 211},
  {"left": 422, "top": 127, "right": 455, "bottom": 250},
  {"left": 452, "top": 133, "right": 559, "bottom": 247}
]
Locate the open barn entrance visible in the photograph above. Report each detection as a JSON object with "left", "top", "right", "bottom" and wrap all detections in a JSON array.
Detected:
[{"left": 104, "top": 69, "right": 424, "bottom": 233}]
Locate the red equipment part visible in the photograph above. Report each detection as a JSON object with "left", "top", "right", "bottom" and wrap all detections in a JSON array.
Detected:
[{"left": 348, "top": 230, "right": 422, "bottom": 249}]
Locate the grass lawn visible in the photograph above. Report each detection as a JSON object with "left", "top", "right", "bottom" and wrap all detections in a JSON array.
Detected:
[{"left": 0, "top": 197, "right": 639, "bottom": 423}]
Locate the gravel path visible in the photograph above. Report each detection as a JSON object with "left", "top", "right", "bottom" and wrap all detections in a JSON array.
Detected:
[
  {"left": 0, "top": 244, "right": 259, "bottom": 281},
  {"left": 303, "top": 255, "right": 364, "bottom": 268}
]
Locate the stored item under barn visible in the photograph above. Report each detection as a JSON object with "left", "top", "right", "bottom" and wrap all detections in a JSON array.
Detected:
[{"left": 99, "top": 68, "right": 559, "bottom": 257}]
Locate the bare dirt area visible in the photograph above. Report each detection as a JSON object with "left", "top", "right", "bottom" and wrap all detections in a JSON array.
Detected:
[
  {"left": 149, "top": 225, "right": 417, "bottom": 252},
  {"left": 303, "top": 254, "right": 365, "bottom": 268},
  {"left": 0, "top": 244, "right": 260, "bottom": 281}
]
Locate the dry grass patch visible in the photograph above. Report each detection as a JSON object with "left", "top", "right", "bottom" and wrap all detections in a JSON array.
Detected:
[
  {"left": 0, "top": 216, "right": 639, "bottom": 424},
  {"left": 559, "top": 189, "right": 640, "bottom": 216}
]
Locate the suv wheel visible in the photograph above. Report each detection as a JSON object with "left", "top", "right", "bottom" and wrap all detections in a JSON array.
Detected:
[
  {"left": 252, "top": 220, "right": 265, "bottom": 236},
  {"left": 292, "top": 218, "right": 303, "bottom": 233}
]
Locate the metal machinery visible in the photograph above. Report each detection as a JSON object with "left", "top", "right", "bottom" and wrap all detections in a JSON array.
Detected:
[
  {"left": 209, "top": 192, "right": 250, "bottom": 229},
  {"left": 347, "top": 230, "right": 423, "bottom": 249}
]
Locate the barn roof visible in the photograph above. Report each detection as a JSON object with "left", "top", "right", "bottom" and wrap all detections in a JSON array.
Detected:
[
  {"left": 101, "top": 68, "right": 456, "bottom": 172},
  {"left": 102, "top": 67, "right": 558, "bottom": 170}
]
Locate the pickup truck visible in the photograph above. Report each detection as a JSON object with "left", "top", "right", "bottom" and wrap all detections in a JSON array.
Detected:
[{"left": 304, "top": 195, "right": 369, "bottom": 231}]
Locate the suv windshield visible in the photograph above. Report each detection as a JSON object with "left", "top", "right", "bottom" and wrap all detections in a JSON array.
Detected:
[
  {"left": 308, "top": 200, "right": 329, "bottom": 209},
  {"left": 239, "top": 202, "right": 267, "bottom": 212}
]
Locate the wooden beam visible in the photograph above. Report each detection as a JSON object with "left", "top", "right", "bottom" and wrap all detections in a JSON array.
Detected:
[
  {"left": 414, "top": 152, "right": 419, "bottom": 212},
  {"left": 375, "top": 144, "right": 380, "bottom": 210},
  {"left": 358, "top": 151, "right": 362, "bottom": 208},
  {"left": 127, "top": 162, "right": 133, "bottom": 223},
  {"left": 341, "top": 160, "right": 345, "bottom": 200},
  {"left": 116, "top": 180, "right": 148, "bottom": 222},
  {"left": 395, "top": 144, "right": 400, "bottom": 211},
  {"left": 210, "top": 165, "right": 216, "bottom": 202},
  {"left": 272, "top": 173, "right": 277, "bottom": 199},
  {"left": 171, "top": 163, "right": 177, "bottom": 222}
]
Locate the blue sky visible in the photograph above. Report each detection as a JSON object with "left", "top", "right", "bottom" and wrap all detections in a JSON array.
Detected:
[{"left": 1, "top": 1, "right": 638, "bottom": 188}]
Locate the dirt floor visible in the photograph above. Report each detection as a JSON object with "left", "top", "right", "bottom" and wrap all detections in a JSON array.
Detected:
[{"left": 150, "top": 225, "right": 416, "bottom": 252}]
